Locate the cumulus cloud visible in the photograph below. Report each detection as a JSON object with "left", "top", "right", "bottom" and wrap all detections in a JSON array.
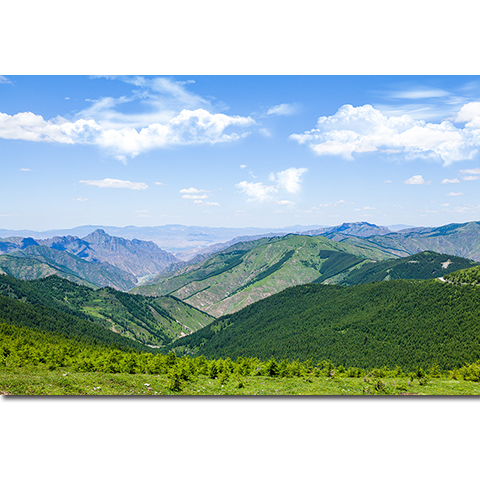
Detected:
[
  {"left": 276, "top": 200, "right": 295, "bottom": 205},
  {"left": 237, "top": 166, "right": 307, "bottom": 203},
  {"left": 460, "top": 168, "right": 480, "bottom": 175},
  {"left": 272, "top": 167, "right": 308, "bottom": 194},
  {"left": 73, "top": 197, "right": 89, "bottom": 202},
  {"left": 290, "top": 104, "right": 480, "bottom": 165},
  {"left": 180, "top": 187, "right": 211, "bottom": 200},
  {"left": 404, "top": 175, "right": 429, "bottom": 185},
  {"left": 446, "top": 192, "right": 464, "bottom": 196},
  {"left": 0, "top": 101, "right": 255, "bottom": 160},
  {"left": 79, "top": 178, "right": 148, "bottom": 190},
  {"left": 441, "top": 178, "right": 460, "bottom": 183},
  {"left": 235, "top": 181, "right": 277, "bottom": 202},
  {"left": 462, "top": 175, "right": 479, "bottom": 181}
]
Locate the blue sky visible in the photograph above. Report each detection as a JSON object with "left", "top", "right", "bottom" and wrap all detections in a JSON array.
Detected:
[{"left": 2, "top": 75, "right": 480, "bottom": 231}]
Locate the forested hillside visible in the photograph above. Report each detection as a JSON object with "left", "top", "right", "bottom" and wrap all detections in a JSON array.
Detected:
[
  {"left": 171, "top": 279, "right": 480, "bottom": 370},
  {"left": 445, "top": 265, "right": 480, "bottom": 285},
  {"left": 0, "top": 274, "right": 214, "bottom": 346},
  {"left": 340, "top": 251, "right": 478, "bottom": 286}
]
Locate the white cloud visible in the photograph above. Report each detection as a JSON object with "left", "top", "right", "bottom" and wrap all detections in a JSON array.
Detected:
[
  {"left": 0, "top": 100, "right": 255, "bottom": 160},
  {"left": 441, "top": 203, "right": 450, "bottom": 206},
  {"left": 442, "top": 178, "right": 460, "bottom": 183},
  {"left": 384, "top": 180, "right": 392, "bottom": 183},
  {"left": 0, "top": 76, "right": 12, "bottom": 84},
  {"left": 180, "top": 187, "right": 212, "bottom": 200},
  {"left": 193, "top": 200, "right": 220, "bottom": 206},
  {"left": 235, "top": 181, "right": 277, "bottom": 202},
  {"left": 455, "top": 102, "right": 480, "bottom": 123},
  {"left": 155, "top": 182, "right": 167, "bottom": 186},
  {"left": 391, "top": 88, "right": 450, "bottom": 99},
  {"left": 446, "top": 192, "right": 464, "bottom": 196},
  {"left": 239, "top": 164, "right": 247, "bottom": 169},
  {"left": 318, "top": 200, "right": 352, "bottom": 207},
  {"left": 404, "top": 175, "right": 429, "bottom": 185},
  {"left": 276, "top": 200, "right": 295, "bottom": 205},
  {"left": 79, "top": 178, "right": 148, "bottom": 190},
  {"left": 290, "top": 103, "right": 480, "bottom": 165},
  {"left": 19, "top": 168, "right": 31, "bottom": 171},
  {"left": 73, "top": 197, "right": 89, "bottom": 202},
  {"left": 462, "top": 175, "right": 479, "bottom": 181},
  {"left": 237, "top": 166, "right": 307, "bottom": 203},
  {"left": 460, "top": 168, "right": 480, "bottom": 175},
  {"left": 264, "top": 103, "right": 299, "bottom": 116},
  {"left": 272, "top": 167, "right": 308, "bottom": 194}
]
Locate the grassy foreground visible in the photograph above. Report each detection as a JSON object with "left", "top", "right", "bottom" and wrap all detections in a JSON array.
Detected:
[{"left": 2, "top": 366, "right": 480, "bottom": 395}]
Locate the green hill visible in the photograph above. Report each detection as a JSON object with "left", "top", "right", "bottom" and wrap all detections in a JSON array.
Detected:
[
  {"left": 444, "top": 265, "right": 480, "bottom": 285},
  {"left": 340, "top": 251, "right": 479, "bottom": 286},
  {"left": 0, "top": 274, "right": 214, "bottom": 346},
  {"left": 0, "top": 292, "right": 151, "bottom": 352},
  {"left": 132, "top": 234, "right": 394, "bottom": 317},
  {"left": 170, "top": 279, "right": 480, "bottom": 370}
]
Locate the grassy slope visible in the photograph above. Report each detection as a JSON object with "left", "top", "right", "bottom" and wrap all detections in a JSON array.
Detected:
[
  {"left": 133, "top": 235, "right": 395, "bottom": 317},
  {"left": 171, "top": 279, "right": 480, "bottom": 370},
  {"left": 0, "top": 274, "right": 214, "bottom": 346},
  {"left": 1, "top": 322, "right": 479, "bottom": 395}
]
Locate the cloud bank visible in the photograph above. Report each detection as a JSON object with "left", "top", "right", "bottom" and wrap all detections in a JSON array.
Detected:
[
  {"left": 290, "top": 104, "right": 480, "bottom": 165},
  {"left": 0, "top": 108, "right": 254, "bottom": 159}
]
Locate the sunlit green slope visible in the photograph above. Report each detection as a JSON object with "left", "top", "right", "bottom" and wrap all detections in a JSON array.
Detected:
[{"left": 132, "top": 234, "right": 394, "bottom": 317}]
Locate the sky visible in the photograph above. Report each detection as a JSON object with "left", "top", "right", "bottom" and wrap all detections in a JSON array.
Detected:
[{"left": 2, "top": 75, "right": 480, "bottom": 231}]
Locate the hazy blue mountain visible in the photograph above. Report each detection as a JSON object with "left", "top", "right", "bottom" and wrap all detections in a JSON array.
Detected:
[
  {"left": 339, "top": 221, "right": 480, "bottom": 261},
  {"left": 7, "top": 245, "right": 138, "bottom": 290}
]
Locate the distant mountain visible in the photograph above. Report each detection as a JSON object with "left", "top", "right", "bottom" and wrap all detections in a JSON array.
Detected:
[
  {"left": 5, "top": 245, "right": 138, "bottom": 290},
  {"left": 339, "top": 221, "right": 480, "bottom": 261},
  {"left": 0, "top": 274, "right": 214, "bottom": 346},
  {"left": 0, "top": 224, "right": 326, "bottom": 253},
  {"left": 0, "top": 229, "right": 180, "bottom": 285},
  {"left": 305, "top": 222, "right": 392, "bottom": 238},
  {"left": 340, "top": 251, "right": 479, "bottom": 286},
  {"left": 170, "top": 279, "right": 480, "bottom": 370},
  {"left": 77, "top": 229, "right": 179, "bottom": 276},
  {"left": 0, "top": 254, "right": 98, "bottom": 288},
  {"left": 132, "top": 234, "right": 394, "bottom": 317}
]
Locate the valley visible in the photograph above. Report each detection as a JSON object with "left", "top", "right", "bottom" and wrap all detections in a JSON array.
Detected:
[{"left": 2, "top": 220, "right": 480, "bottom": 395}]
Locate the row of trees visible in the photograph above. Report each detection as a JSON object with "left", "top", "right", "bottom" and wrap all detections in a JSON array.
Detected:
[{"left": 2, "top": 321, "right": 479, "bottom": 384}]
